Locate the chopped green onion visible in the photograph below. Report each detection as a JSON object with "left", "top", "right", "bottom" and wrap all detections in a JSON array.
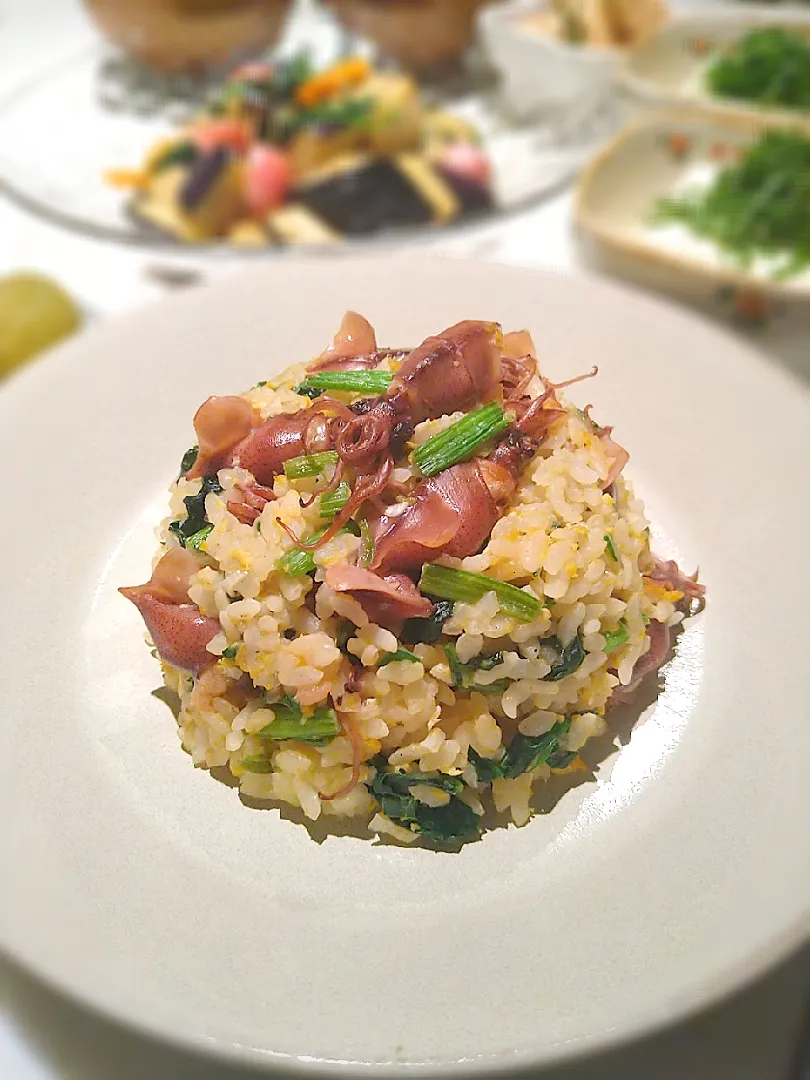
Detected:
[
  {"left": 380, "top": 648, "right": 420, "bottom": 666},
  {"left": 603, "top": 621, "right": 629, "bottom": 655},
  {"left": 283, "top": 451, "right": 339, "bottom": 480},
  {"left": 413, "top": 402, "right": 511, "bottom": 477},
  {"left": 185, "top": 523, "right": 213, "bottom": 552},
  {"left": 222, "top": 644, "right": 239, "bottom": 659},
  {"left": 241, "top": 755, "right": 273, "bottom": 774},
  {"left": 358, "top": 517, "right": 374, "bottom": 566},
  {"left": 277, "top": 546, "right": 317, "bottom": 577},
  {"left": 277, "top": 524, "right": 356, "bottom": 576},
  {"left": 259, "top": 699, "right": 340, "bottom": 746},
  {"left": 418, "top": 564, "right": 543, "bottom": 622},
  {"left": 544, "top": 635, "right": 586, "bottom": 681},
  {"left": 319, "top": 481, "right": 351, "bottom": 520},
  {"left": 300, "top": 370, "right": 392, "bottom": 394},
  {"left": 604, "top": 533, "right": 619, "bottom": 562}
]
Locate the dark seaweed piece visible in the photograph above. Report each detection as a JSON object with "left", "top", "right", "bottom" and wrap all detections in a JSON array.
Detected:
[
  {"left": 168, "top": 476, "right": 223, "bottom": 544},
  {"left": 179, "top": 147, "right": 231, "bottom": 213},
  {"left": 293, "top": 158, "right": 434, "bottom": 236},
  {"left": 401, "top": 599, "right": 454, "bottom": 646},
  {"left": 152, "top": 141, "right": 199, "bottom": 174},
  {"left": 437, "top": 165, "right": 494, "bottom": 218},
  {"left": 543, "top": 635, "right": 586, "bottom": 682}
]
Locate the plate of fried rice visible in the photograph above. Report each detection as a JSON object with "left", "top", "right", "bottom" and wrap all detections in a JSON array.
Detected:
[{"left": 1, "top": 256, "right": 808, "bottom": 1073}]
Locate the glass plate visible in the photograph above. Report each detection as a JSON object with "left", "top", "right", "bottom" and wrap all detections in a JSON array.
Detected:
[{"left": 0, "top": 5, "right": 619, "bottom": 251}]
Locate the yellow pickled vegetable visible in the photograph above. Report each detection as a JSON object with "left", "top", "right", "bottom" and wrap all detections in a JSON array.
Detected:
[{"left": 0, "top": 273, "right": 81, "bottom": 378}]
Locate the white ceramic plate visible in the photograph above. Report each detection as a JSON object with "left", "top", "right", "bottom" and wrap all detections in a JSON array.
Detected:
[
  {"left": 618, "top": 11, "right": 810, "bottom": 124},
  {"left": 575, "top": 109, "right": 810, "bottom": 301},
  {"left": 0, "top": 256, "right": 808, "bottom": 1074}
]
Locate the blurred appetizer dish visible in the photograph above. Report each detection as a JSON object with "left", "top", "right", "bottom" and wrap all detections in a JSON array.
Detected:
[{"left": 107, "top": 55, "right": 493, "bottom": 247}]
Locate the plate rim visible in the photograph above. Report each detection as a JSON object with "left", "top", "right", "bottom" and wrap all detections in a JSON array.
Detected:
[{"left": 1, "top": 254, "right": 809, "bottom": 1074}]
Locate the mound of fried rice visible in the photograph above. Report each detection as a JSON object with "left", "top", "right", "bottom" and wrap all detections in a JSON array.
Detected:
[{"left": 136, "top": 343, "right": 696, "bottom": 847}]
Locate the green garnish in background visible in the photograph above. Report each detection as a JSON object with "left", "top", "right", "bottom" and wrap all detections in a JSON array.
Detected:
[
  {"left": 706, "top": 27, "right": 810, "bottom": 111},
  {"left": 654, "top": 129, "right": 810, "bottom": 281}
]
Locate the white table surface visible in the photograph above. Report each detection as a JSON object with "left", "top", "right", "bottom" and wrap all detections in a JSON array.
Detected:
[{"left": 1, "top": 2, "right": 808, "bottom": 1078}]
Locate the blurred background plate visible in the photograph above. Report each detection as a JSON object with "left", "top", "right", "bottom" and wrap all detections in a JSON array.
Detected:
[{"left": 0, "top": 0, "right": 617, "bottom": 251}]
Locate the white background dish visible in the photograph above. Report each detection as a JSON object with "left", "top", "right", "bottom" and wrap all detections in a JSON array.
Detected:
[
  {"left": 575, "top": 109, "right": 810, "bottom": 301},
  {"left": 0, "top": 256, "right": 808, "bottom": 1073},
  {"left": 479, "top": 0, "right": 618, "bottom": 125},
  {"left": 618, "top": 10, "right": 810, "bottom": 122}
]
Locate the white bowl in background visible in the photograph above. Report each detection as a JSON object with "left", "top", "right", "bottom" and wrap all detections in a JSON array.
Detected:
[{"left": 478, "top": 0, "right": 618, "bottom": 124}]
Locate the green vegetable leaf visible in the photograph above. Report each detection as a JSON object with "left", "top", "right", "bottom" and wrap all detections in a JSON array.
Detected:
[
  {"left": 259, "top": 699, "right": 340, "bottom": 746},
  {"left": 379, "top": 648, "right": 420, "bottom": 666},
  {"left": 603, "top": 620, "right": 629, "bottom": 655},
  {"left": 444, "top": 643, "right": 508, "bottom": 694},
  {"left": 169, "top": 476, "right": 223, "bottom": 545},
  {"left": 371, "top": 760, "right": 464, "bottom": 798},
  {"left": 221, "top": 644, "right": 239, "bottom": 660},
  {"left": 185, "top": 522, "right": 213, "bottom": 552},
  {"left": 241, "top": 755, "right": 273, "bottom": 774},
  {"left": 543, "top": 635, "right": 586, "bottom": 681},
  {"left": 418, "top": 564, "right": 544, "bottom": 622},
  {"left": 371, "top": 759, "right": 478, "bottom": 844},
  {"left": 499, "top": 718, "right": 572, "bottom": 780},
  {"left": 547, "top": 749, "right": 578, "bottom": 770},
  {"left": 706, "top": 27, "right": 810, "bottom": 112},
  {"left": 179, "top": 445, "right": 199, "bottom": 475},
  {"left": 401, "top": 599, "right": 454, "bottom": 645},
  {"left": 444, "top": 642, "right": 466, "bottom": 688},
  {"left": 654, "top": 128, "right": 810, "bottom": 282},
  {"left": 468, "top": 748, "right": 505, "bottom": 784},
  {"left": 604, "top": 533, "right": 619, "bottom": 562}
]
